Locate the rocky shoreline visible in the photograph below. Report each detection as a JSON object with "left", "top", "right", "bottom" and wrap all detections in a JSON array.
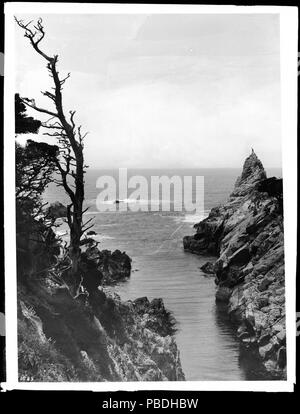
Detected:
[
  {"left": 183, "top": 151, "right": 286, "bottom": 378},
  {"left": 17, "top": 215, "right": 185, "bottom": 382},
  {"left": 18, "top": 279, "right": 184, "bottom": 381}
]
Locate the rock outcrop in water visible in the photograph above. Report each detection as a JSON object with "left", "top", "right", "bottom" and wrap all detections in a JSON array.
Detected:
[
  {"left": 17, "top": 220, "right": 184, "bottom": 381},
  {"left": 18, "top": 281, "right": 184, "bottom": 381},
  {"left": 80, "top": 245, "right": 132, "bottom": 286},
  {"left": 183, "top": 150, "right": 285, "bottom": 378}
]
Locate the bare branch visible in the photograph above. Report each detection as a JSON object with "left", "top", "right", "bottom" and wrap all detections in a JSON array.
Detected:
[
  {"left": 15, "top": 16, "right": 53, "bottom": 62},
  {"left": 21, "top": 96, "right": 58, "bottom": 118},
  {"left": 16, "top": 17, "right": 91, "bottom": 287}
]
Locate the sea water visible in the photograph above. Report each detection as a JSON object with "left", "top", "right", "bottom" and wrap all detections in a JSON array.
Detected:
[{"left": 44, "top": 167, "right": 281, "bottom": 380}]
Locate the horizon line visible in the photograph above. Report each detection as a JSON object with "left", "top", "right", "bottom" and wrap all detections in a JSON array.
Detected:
[{"left": 86, "top": 166, "right": 282, "bottom": 170}]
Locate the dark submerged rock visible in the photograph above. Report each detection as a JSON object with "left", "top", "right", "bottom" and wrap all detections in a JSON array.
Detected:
[
  {"left": 200, "top": 261, "right": 215, "bottom": 275},
  {"left": 87, "top": 230, "right": 97, "bottom": 236}
]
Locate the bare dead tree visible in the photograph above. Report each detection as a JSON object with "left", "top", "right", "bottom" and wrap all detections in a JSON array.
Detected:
[{"left": 15, "top": 17, "right": 92, "bottom": 291}]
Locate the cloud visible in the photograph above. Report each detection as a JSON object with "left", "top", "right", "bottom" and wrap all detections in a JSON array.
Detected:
[{"left": 15, "top": 13, "right": 281, "bottom": 168}]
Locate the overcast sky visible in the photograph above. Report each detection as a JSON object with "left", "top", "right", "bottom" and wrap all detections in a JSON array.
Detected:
[{"left": 15, "top": 13, "right": 281, "bottom": 168}]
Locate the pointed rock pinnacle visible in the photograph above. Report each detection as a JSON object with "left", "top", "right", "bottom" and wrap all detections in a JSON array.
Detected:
[{"left": 233, "top": 150, "right": 267, "bottom": 196}]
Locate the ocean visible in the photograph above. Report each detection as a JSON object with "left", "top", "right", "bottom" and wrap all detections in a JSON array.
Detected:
[{"left": 44, "top": 167, "right": 281, "bottom": 381}]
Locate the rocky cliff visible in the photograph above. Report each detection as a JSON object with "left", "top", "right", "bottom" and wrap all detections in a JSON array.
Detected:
[
  {"left": 17, "top": 223, "right": 185, "bottom": 382},
  {"left": 183, "top": 150, "right": 285, "bottom": 378}
]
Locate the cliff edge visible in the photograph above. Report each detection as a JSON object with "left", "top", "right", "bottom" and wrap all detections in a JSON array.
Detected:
[
  {"left": 17, "top": 224, "right": 185, "bottom": 382},
  {"left": 183, "top": 151, "right": 285, "bottom": 378}
]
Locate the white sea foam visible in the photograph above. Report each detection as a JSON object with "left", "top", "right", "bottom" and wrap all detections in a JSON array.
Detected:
[
  {"left": 95, "top": 199, "right": 172, "bottom": 205},
  {"left": 182, "top": 210, "right": 210, "bottom": 224},
  {"left": 87, "top": 234, "right": 115, "bottom": 241}
]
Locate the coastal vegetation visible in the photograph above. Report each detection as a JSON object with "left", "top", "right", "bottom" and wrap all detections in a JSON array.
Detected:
[{"left": 15, "top": 18, "right": 184, "bottom": 382}]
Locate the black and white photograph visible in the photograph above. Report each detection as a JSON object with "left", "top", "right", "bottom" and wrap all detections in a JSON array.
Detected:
[{"left": 3, "top": 3, "right": 297, "bottom": 392}]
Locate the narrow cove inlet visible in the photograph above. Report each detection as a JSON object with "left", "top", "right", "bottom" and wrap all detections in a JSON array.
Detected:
[
  {"left": 104, "top": 213, "right": 265, "bottom": 381},
  {"left": 43, "top": 167, "right": 280, "bottom": 380},
  {"left": 12, "top": 10, "right": 290, "bottom": 389},
  {"left": 114, "top": 242, "right": 246, "bottom": 381},
  {"left": 86, "top": 167, "right": 281, "bottom": 380}
]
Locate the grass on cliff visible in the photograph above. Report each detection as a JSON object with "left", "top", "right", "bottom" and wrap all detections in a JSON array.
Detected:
[
  {"left": 18, "top": 317, "right": 78, "bottom": 382},
  {"left": 18, "top": 279, "right": 119, "bottom": 382}
]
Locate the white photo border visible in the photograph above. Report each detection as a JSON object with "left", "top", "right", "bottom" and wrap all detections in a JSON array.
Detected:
[{"left": 3, "top": 3, "right": 298, "bottom": 392}]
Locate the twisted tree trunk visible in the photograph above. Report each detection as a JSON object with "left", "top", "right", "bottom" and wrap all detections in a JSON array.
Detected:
[{"left": 16, "top": 17, "right": 92, "bottom": 294}]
